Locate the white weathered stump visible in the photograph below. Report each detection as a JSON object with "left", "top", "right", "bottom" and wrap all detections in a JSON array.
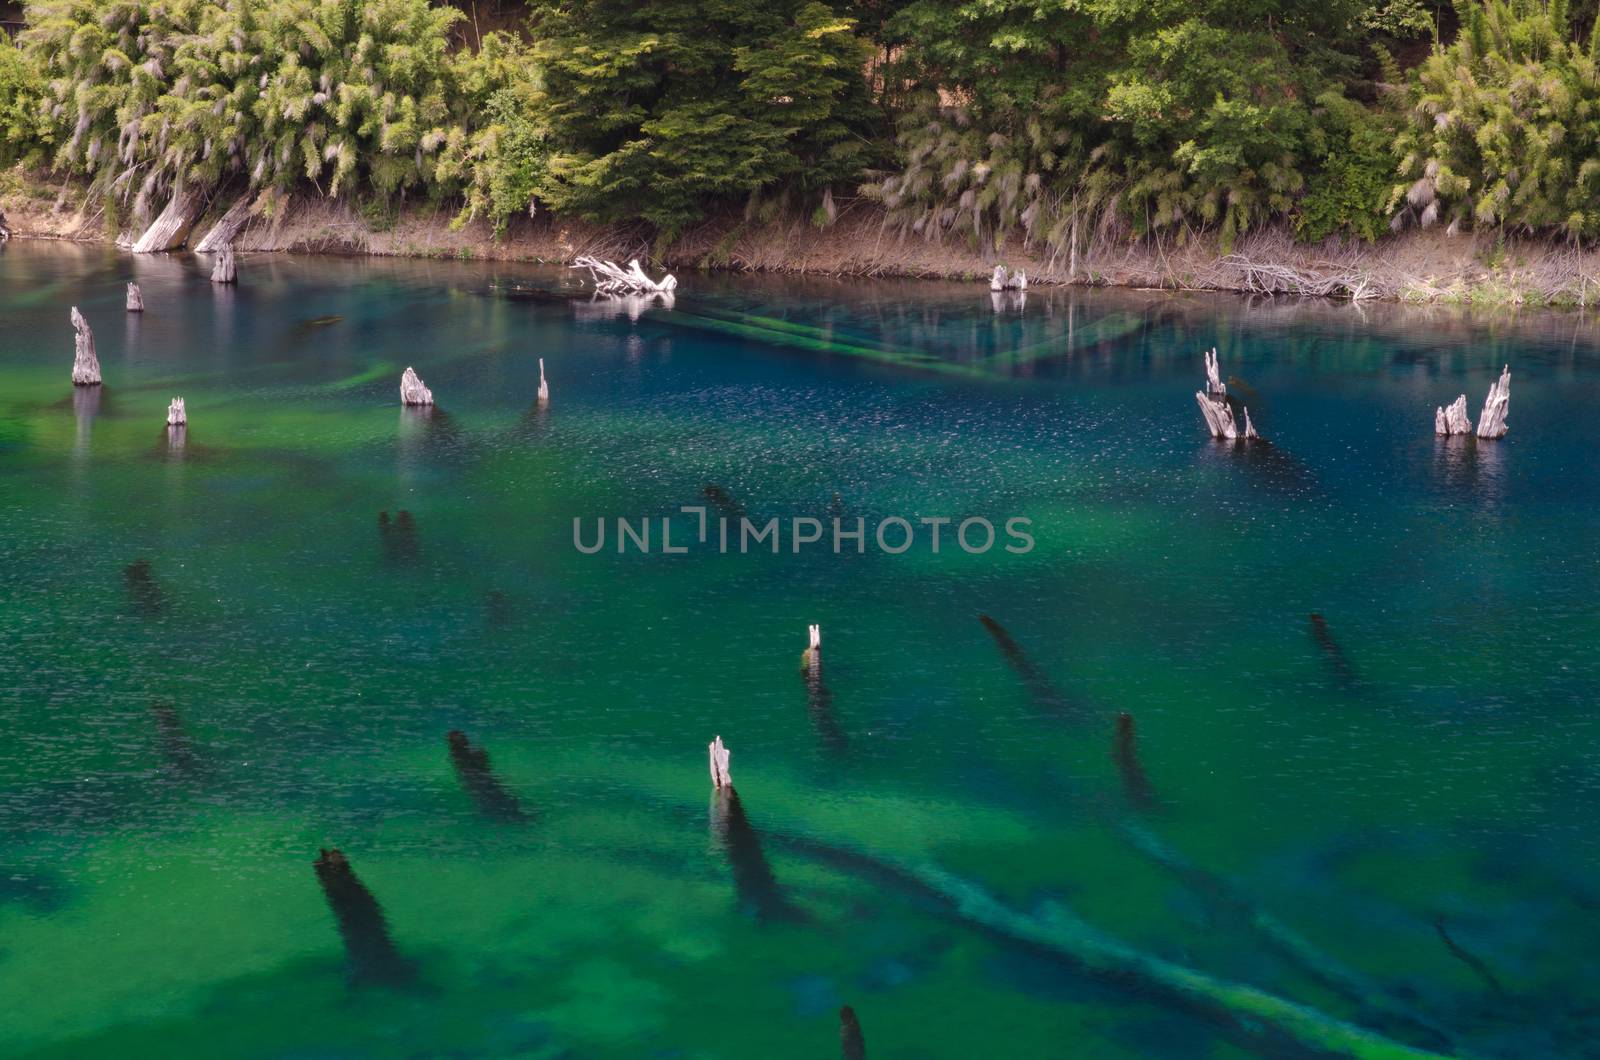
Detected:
[
  {"left": 1196, "top": 348, "right": 1258, "bottom": 441},
  {"left": 126, "top": 283, "right": 144, "bottom": 312},
  {"left": 399, "top": 366, "right": 434, "bottom": 406},
  {"left": 1476, "top": 366, "right": 1510, "bottom": 439},
  {"left": 70, "top": 306, "right": 101, "bottom": 386},
  {"left": 537, "top": 358, "right": 549, "bottom": 407},
  {"left": 708, "top": 735, "right": 732, "bottom": 789},
  {"left": 210, "top": 246, "right": 237, "bottom": 285},
  {"left": 989, "top": 266, "right": 1027, "bottom": 292},
  {"left": 1434, "top": 394, "right": 1471, "bottom": 436},
  {"left": 1203, "top": 348, "right": 1225, "bottom": 397},
  {"left": 166, "top": 397, "right": 186, "bottom": 426},
  {"left": 801, "top": 623, "right": 822, "bottom": 671}
]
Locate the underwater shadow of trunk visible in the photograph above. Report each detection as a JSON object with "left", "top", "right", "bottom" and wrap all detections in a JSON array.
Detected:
[
  {"left": 446, "top": 731, "right": 527, "bottom": 822},
  {"left": 701, "top": 482, "right": 747, "bottom": 524},
  {"left": 803, "top": 658, "right": 850, "bottom": 757},
  {"left": 1231, "top": 438, "right": 1320, "bottom": 497},
  {"left": 840, "top": 1004, "right": 866, "bottom": 1059},
  {"left": 1308, "top": 612, "right": 1359, "bottom": 690},
  {"left": 710, "top": 787, "right": 800, "bottom": 923},
  {"left": 313, "top": 848, "right": 413, "bottom": 986},
  {"left": 1433, "top": 916, "right": 1505, "bottom": 995},
  {"left": 978, "top": 614, "right": 1081, "bottom": 720},
  {"left": 149, "top": 699, "right": 202, "bottom": 779},
  {"left": 483, "top": 589, "right": 515, "bottom": 630},
  {"left": 1111, "top": 712, "right": 1159, "bottom": 814},
  {"left": 123, "top": 559, "right": 166, "bottom": 617},
  {"left": 378, "top": 510, "right": 420, "bottom": 566}
]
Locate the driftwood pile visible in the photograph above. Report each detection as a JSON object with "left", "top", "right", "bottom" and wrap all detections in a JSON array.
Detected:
[{"left": 572, "top": 256, "right": 678, "bottom": 296}]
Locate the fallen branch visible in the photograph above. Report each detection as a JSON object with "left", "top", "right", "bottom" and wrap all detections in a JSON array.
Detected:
[{"left": 572, "top": 255, "right": 679, "bottom": 295}]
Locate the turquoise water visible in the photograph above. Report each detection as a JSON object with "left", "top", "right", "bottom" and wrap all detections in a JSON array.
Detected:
[{"left": 2, "top": 241, "right": 1599, "bottom": 1058}]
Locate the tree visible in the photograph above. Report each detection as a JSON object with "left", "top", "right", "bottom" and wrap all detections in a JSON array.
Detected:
[{"left": 523, "top": 0, "right": 878, "bottom": 237}]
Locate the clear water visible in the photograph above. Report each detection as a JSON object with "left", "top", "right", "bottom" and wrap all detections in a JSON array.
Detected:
[{"left": 2, "top": 242, "right": 1598, "bottom": 1059}]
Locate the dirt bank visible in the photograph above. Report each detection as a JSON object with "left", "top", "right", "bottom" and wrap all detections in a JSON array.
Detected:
[{"left": 5, "top": 168, "right": 1600, "bottom": 306}]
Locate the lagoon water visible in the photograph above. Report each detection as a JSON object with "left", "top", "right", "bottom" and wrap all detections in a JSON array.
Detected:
[{"left": 2, "top": 241, "right": 1599, "bottom": 1058}]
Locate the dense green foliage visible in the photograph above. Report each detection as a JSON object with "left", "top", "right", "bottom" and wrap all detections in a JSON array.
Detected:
[
  {"left": 19, "top": 0, "right": 506, "bottom": 216},
  {"left": 0, "top": 33, "right": 51, "bottom": 166},
  {"left": 1392, "top": 0, "right": 1600, "bottom": 240},
  {"left": 522, "top": 0, "right": 876, "bottom": 236},
  {"left": 6, "top": 0, "right": 1600, "bottom": 248}
]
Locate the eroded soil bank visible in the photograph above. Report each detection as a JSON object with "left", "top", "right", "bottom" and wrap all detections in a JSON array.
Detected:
[{"left": 5, "top": 170, "right": 1598, "bottom": 306}]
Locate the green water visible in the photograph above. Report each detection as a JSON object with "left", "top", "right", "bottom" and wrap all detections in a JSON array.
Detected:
[{"left": 3, "top": 242, "right": 1599, "bottom": 1059}]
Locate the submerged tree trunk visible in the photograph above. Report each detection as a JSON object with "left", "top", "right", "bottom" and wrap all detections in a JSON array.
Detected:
[
  {"left": 126, "top": 283, "right": 144, "bottom": 312},
  {"left": 131, "top": 186, "right": 208, "bottom": 254}
]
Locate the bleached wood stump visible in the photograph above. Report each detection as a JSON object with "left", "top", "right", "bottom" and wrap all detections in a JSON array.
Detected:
[
  {"left": 126, "top": 283, "right": 144, "bottom": 312},
  {"left": 1435, "top": 394, "right": 1471, "bottom": 436},
  {"left": 70, "top": 307, "right": 101, "bottom": 386},
  {"left": 1195, "top": 348, "right": 1257, "bottom": 441},
  {"left": 708, "top": 735, "right": 732, "bottom": 789},
  {"left": 800, "top": 623, "right": 822, "bottom": 672},
  {"left": 210, "top": 246, "right": 237, "bottom": 284},
  {"left": 537, "top": 359, "right": 549, "bottom": 407},
  {"left": 132, "top": 187, "right": 207, "bottom": 253},
  {"left": 399, "top": 367, "right": 434, "bottom": 406},
  {"left": 194, "top": 197, "right": 256, "bottom": 254},
  {"left": 989, "top": 265, "right": 1027, "bottom": 291},
  {"left": 166, "top": 397, "right": 186, "bottom": 426},
  {"left": 1476, "top": 366, "right": 1510, "bottom": 439}
]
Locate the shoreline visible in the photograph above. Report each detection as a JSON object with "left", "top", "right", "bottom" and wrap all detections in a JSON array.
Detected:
[{"left": 7, "top": 171, "right": 1600, "bottom": 307}]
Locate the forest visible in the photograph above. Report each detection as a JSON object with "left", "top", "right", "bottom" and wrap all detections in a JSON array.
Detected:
[{"left": 2, "top": 0, "right": 1599, "bottom": 258}]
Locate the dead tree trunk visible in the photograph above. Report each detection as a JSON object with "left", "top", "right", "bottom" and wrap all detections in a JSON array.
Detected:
[
  {"left": 194, "top": 196, "right": 256, "bottom": 253},
  {"left": 1476, "top": 366, "right": 1510, "bottom": 439},
  {"left": 210, "top": 246, "right": 237, "bottom": 284},
  {"left": 132, "top": 186, "right": 207, "bottom": 253},
  {"left": 71, "top": 307, "right": 101, "bottom": 386}
]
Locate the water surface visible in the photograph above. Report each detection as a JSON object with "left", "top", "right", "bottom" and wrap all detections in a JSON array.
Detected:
[{"left": 2, "top": 242, "right": 1599, "bottom": 1058}]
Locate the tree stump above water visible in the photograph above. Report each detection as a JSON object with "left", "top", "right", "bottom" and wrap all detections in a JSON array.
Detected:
[
  {"left": 126, "top": 283, "right": 144, "bottom": 312},
  {"left": 708, "top": 735, "right": 732, "bottom": 789},
  {"left": 70, "top": 307, "right": 101, "bottom": 386},
  {"left": 399, "top": 367, "right": 433, "bottom": 406},
  {"left": 1476, "top": 365, "right": 1510, "bottom": 439},
  {"left": 210, "top": 246, "right": 237, "bottom": 285},
  {"left": 1435, "top": 394, "right": 1471, "bottom": 436}
]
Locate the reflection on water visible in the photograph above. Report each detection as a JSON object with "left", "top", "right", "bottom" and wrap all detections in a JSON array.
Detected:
[{"left": 3, "top": 242, "right": 1600, "bottom": 1058}]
